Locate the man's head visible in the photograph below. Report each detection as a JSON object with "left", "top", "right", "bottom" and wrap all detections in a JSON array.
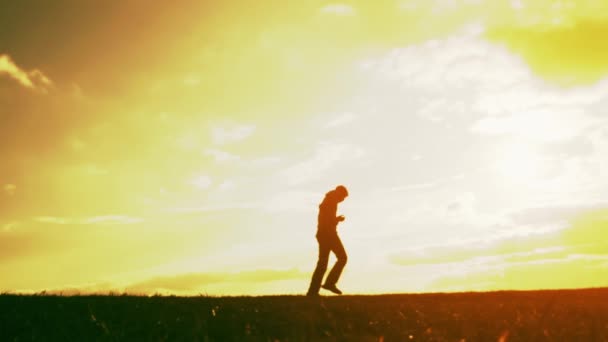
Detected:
[{"left": 334, "top": 185, "right": 349, "bottom": 202}]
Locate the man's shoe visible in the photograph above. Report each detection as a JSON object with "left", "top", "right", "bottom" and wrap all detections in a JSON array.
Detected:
[
  {"left": 321, "top": 284, "right": 342, "bottom": 295},
  {"left": 306, "top": 292, "right": 320, "bottom": 297}
]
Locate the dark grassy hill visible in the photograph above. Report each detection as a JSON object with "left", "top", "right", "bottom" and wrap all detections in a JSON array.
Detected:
[{"left": 2, "top": 288, "right": 608, "bottom": 341}]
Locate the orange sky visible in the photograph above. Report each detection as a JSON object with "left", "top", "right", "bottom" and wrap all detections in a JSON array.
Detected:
[{"left": 1, "top": 0, "right": 608, "bottom": 295}]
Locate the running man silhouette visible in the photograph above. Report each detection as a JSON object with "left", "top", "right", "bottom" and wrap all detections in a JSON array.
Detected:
[{"left": 307, "top": 185, "right": 349, "bottom": 296}]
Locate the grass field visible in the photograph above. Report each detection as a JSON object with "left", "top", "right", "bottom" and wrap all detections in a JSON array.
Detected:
[{"left": 2, "top": 288, "right": 608, "bottom": 341}]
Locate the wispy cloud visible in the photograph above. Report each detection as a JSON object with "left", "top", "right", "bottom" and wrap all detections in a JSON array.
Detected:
[
  {"left": 320, "top": 4, "right": 356, "bottom": 16},
  {"left": 34, "top": 215, "right": 144, "bottom": 225},
  {"left": 510, "top": 0, "right": 524, "bottom": 10},
  {"left": 389, "top": 234, "right": 565, "bottom": 267},
  {"left": 280, "top": 142, "right": 365, "bottom": 186},
  {"left": 190, "top": 175, "right": 213, "bottom": 189},
  {"left": 125, "top": 268, "right": 308, "bottom": 294},
  {"left": 166, "top": 202, "right": 257, "bottom": 214},
  {"left": 387, "top": 182, "right": 437, "bottom": 193},
  {"left": 386, "top": 173, "right": 465, "bottom": 193},
  {"left": 204, "top": 148, "right": 241, "bottom": 163},
  {"left": 353, "top": 25, "right": 608, "bottom": 208},
  {"left": 390, "top": 207, "right": 608, "bottom": 277},
  {"left": 0, "top": 54, "right": 53, "bottom": 92},
  {"left": 218, "top": 179, "right": 236, "bottom": 191},
  {"left": 35, "top": 216, "right": 71, "bottom": 225},
  {"left": 211, "top": 124, "right": 256, "bottom": 145},
  {"left": 83, "top": 215, "right": 144, "bottom": 225},
  {"left": 262, "top": 190, "right": 319, "bottom": 213},
  {"left": 324, "top": 112, "right": 356, "bottom": 128},
  {"left": 429, "top": 253, "right": 608, "bottom": 292},
  {"left": 470, "top": 79, "right": 608, "bottom": 143}
]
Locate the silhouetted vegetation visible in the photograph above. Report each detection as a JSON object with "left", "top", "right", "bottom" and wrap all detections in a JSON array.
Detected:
[{"left": 2, "top": 288, "right": 608, "bottom": 341}]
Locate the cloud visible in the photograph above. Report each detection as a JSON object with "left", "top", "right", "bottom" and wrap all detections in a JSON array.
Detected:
[
  {"left": 165, "top": 202, "right": 257, "bottom": 214},
  {"left": 352, "top": 26, "right": 608, "bottom": 210},
  {"left": 211, "top": 124, "right": 256, "bottom": 145},
  {"left": 320, "top": 4, "right": 356, "bottom": 16},
  {"left": 83, "top": 215, "right": 144, "bottom": 225},
  {"left": 509, "top": 202, "right": 608, "bottom": 227},
  {"left": 3, "top": 4, "right": 608, "bottom": 295},
  {"left": 470, "top": 80, "right": 608, "bottom": 142},
  {"left": 356, "top": 27, "right": 608, "bottom": 144},
  {"left": 356, "top": 26, "right": 531, "bottom": 123},
  {"left": 378, "top": 190, "right": 509, "bottom": 241},
  {"left": 204, "top": 148, "right": 241, "bottom": 163},
  {"left": 510, "top": 0, "right": 524, "bottom": 10},
  {"left": 391, "top": 208, "right": 608, "bottom": 287},
  {"left": 263, "top": 190, "right": 319, "bottom": 213},
  {"left": 386, "top": 173, "right": 464, "bottom": 193},
  {"left": 125, "top": 268, "right": 308, "bottom": 294},
  {"left": 323, "top": 112, "right": 356, "bottom": 128},
  {"left": 218, "top": 180, "right": 236, "bottom": 191},
  {"left": 408, "top": 203, "right": 607, "bottom": 256},
  {"left": 33, "top": 215, "right": 143, "bottom": 225},
  {"left": 279, "top": 142, "right": 365, "bottom": 186},
  {"left": 0, "top": 54, "right": 53, "bottom": 92},
  {"left": 471, "top": 111, "right": 583, "bottom": 142},
  {"left": 429, "top": 255, "right": 608, "bottom": 292},
  {"left": 389, "top": 233, "right": 565, "bottom": 267},
  {"left": 35, "top": 216, "right": 71, "bottom": 225},
  {"left": 387, "top": 204, "right": 608, "bottom": 270},
  {"left": 175, "top": 132, "right": 201, "bottom": 151},
  {"left": 387, "top": 182, "right": 437, "bottom": 193},
  {"left": 190, "top": 175, "right": 213, "bottom": 189}
]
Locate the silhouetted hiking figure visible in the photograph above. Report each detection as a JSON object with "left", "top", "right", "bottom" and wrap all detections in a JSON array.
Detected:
[{"left": 307, "top": 185, "right": 349, "bottom": 296}]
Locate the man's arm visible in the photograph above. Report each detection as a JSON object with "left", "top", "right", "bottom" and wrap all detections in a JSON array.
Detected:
[{"left": 319, "top": 201, "right": 344, "bottom": 226}]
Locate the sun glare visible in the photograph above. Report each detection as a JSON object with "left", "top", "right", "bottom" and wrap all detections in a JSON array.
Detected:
[{"left": 494, "top": 141, "right": 546, "bottom": 187}]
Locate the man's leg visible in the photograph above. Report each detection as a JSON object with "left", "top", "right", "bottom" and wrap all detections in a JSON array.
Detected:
[
  {"left": 323, "top": 235, "right": 347, "bottom": 291},
  {"left": 307, "top": 237, "right": 330, "bottom": 296}
]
